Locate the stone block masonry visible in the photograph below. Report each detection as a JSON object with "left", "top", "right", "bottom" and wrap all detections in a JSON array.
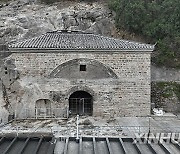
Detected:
[{"left": 6, "top": 51, "right": 151, "bottom": 118}]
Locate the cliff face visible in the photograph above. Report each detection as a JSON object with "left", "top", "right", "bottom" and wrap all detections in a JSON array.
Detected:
[{"left": 0, "top": 0, "right": 116, "bottom": 44}]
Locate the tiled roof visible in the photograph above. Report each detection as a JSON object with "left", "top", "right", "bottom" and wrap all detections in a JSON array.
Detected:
[{"left": 9, "top": 30, "right": 154, "bottom": 51}]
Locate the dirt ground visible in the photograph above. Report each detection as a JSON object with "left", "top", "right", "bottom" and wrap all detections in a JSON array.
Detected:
[{"left": 0, "top": 115, "right": 180, "bottom": 137}]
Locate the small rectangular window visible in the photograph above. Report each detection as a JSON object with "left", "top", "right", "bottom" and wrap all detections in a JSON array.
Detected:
[{"left": 80, "top": 65, "right": 86, "bottom": 71}]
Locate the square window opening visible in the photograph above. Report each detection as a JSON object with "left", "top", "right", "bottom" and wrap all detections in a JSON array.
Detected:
[{"left": 80, "top": 65, "right": 86, "bottom": 71}]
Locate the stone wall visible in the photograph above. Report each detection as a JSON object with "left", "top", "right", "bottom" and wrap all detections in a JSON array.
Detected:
[
  {"left": 5, "top": 51, "right": 151, "bottom": 118},
  {"left": 0, "top": 79, "right": 9, "bottom": 123}
]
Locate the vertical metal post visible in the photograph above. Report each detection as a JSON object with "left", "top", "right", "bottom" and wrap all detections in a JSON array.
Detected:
[
  {"left": 15, "top": 104, "right": 17, "bottom": 121},
  {"left": 67, "top": 107, "right": 69, "bottom": 119},
  {"left": 139, "top": 126, "right": 141, "bottom": 134},
  {"left": 82, "top": 99, "right": 84, "bottom": 114},
  {"left": 148, "top": 116, "right": 151, "bottom": 138},
  {"left": 16, "top": 125, "right": 18, "bottom": 136},
  {"left": 36, "top": 108, "right": 38, "bottom": 119},
  {"left": 76, "top": 115, "right": 79, "bottom": 142}
]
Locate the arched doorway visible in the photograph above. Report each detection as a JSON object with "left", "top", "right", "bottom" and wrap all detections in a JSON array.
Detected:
[
  {"left": 69, "top": 91, "right": 93, "bottom": 116},
  {"left": 35, "top": 99, "right": 51, "bottom": 118}
]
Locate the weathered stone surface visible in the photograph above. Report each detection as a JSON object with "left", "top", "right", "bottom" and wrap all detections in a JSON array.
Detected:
[
  {"left": 0, "top": 58, "right": 19, "bottom": 88},
  {"left": 163, "top": 94, "right": 180, "bottom": 113},
  {"left": 0, "top": 52, "right": 151, "bottom": 119},
  {"left": 151, "top": 82, "right": 180, "bottom": 114},
  {"left": 151, "top": 65, "right": 180, "bottom": 82},
  {"left": 0, "top": 79, "right": 9, "bottom": 123},
  {"left": 0, "top": 1, "right": 116, "bottom": 44}
]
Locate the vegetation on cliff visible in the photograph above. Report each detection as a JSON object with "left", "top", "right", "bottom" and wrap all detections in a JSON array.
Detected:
[
  {"left": 151, "top": 81, "right": 180, "bottom": 112},
  {"left": 109, "top": 0, "right": 180, "bottom": 68}
]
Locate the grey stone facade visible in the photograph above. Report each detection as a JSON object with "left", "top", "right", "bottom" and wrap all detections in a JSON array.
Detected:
[
  {"left": 7, "top": 52, "right": 151, "bottom": 118},
  {"left": 0, "top": 31, "right": 154, "bottom": 121}
]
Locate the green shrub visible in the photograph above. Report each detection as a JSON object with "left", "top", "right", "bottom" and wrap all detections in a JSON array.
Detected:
[
  {"left": 109, "top": 0, "right": 180, "bottom": 68},
  {"left": 152, "top": 81, "right": 180, "bottom": 100}
]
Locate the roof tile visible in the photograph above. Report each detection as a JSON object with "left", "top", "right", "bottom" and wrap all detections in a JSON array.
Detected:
[{"left": 9, "top": 30, "right": 154, "bottom": 51}]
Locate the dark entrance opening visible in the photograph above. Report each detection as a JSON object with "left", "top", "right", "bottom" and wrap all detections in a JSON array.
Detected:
[{"left": 69, "top": 91, "right": 93, "bottom": 116}]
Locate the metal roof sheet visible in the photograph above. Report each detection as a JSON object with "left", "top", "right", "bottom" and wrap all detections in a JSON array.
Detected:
[
  {"left": 0, "top": 136, "right": 179, "bottom": 154},
  {"left": 9, "top": 30, "right": 154, "bottom": 52}
]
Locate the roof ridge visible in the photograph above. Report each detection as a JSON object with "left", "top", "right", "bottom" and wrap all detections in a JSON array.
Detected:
[{"left": 47, "top": 30, "right": 93, "bottom": 34}]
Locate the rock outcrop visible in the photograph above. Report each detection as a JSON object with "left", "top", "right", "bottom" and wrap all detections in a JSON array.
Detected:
[
  {"left": 151, "top": 82, "right": 180, "bottom": 114},
  {"left": 0, "top": 0, "right": 116, "bottom": 44},
  {"left": 151, "top": 65, "right": 180, "bottom": 82}
]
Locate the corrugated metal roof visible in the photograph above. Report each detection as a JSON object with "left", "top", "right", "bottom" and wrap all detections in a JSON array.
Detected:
[
  {"left": 0, "top": 136, "right": 55, "bottom": 154},
  {"left": 9, "top": 30, "right": 154, "bottom": 51},
  {"left": 0, "top": 136, "right": 180, "bottom": 154}
]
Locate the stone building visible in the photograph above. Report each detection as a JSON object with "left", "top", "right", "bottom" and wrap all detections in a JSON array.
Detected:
[{"left": 0, "top": 30, "right": 154, "bottom": 120}]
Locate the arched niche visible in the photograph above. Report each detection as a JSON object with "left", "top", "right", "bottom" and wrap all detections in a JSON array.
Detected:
[
  {"left": 35, "top": 99, "right": 51, "bottom": 118},
  {"left": 49, "top": 58, "right": 118, "bottom": 79}
]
